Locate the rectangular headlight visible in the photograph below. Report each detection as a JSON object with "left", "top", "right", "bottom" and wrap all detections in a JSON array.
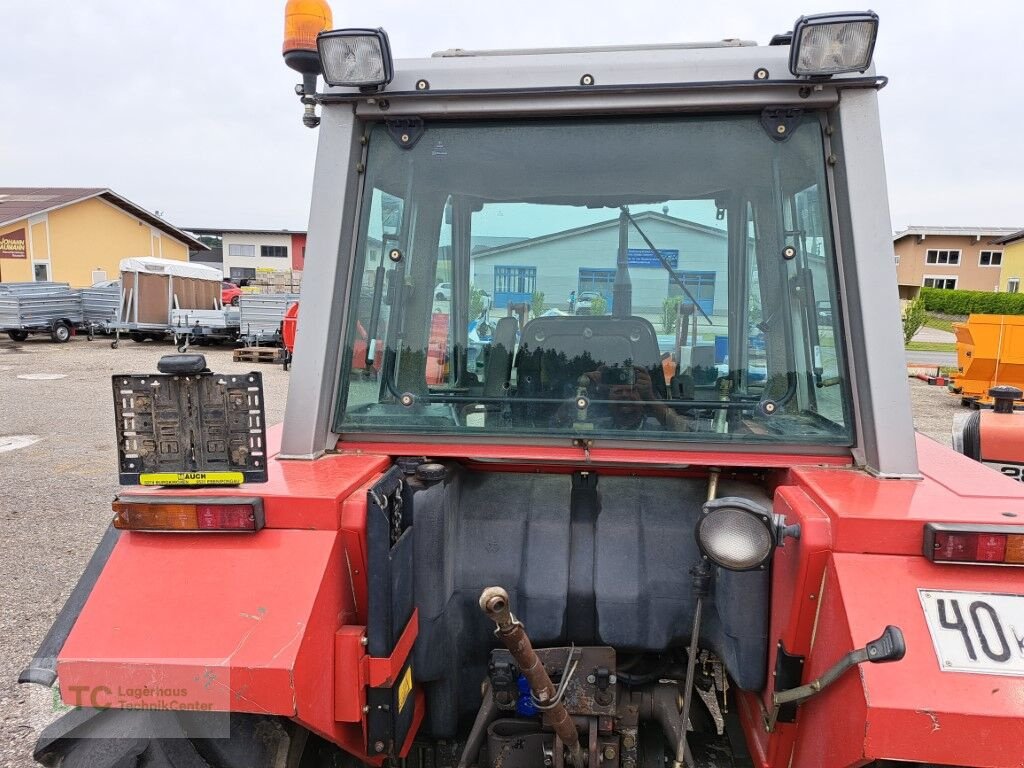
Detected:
[
  {"left": 317, "top": 28, "right": 394, "bottom": 89},
  {"left": 789, "top": 11, "right": 879, "bottom": 77}
]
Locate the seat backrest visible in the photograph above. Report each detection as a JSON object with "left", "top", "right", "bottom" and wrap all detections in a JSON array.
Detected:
[
  {"left": 482, "top": 316, "right": 519, "bottom": 399},
  {"left": 514, "top": 315, "right": 666, "bottom": 412}
]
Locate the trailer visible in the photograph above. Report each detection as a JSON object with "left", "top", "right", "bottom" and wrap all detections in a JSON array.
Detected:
[
  {"left": 108, "top": 257, "right": 224, "bottom": 348},
  {"left": 80, "top": 283, "right": 121, "bottom": 337},
  {"left": 170, "top": 306, "right": 241, "bottom": 351},
  {"left": 238, "top": 292, "right": 301, "bottom": 346},
  {"left": 0, "top": 282, "right": 83, "bottom": 343}
]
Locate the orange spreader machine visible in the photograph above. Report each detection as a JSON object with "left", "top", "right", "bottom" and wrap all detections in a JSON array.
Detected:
[{"left": 951, "top": 314, "right": 1024, "bottom": 407}]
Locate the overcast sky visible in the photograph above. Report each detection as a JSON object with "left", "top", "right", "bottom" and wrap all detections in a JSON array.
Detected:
[{"left": 2, "top": 1, "right": 1021, "bottom": 233}]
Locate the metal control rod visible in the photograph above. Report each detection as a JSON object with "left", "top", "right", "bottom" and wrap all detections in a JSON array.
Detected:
[
  {"left": 672, "top": 468, "right": 721, "bottom": 768},
  {"left": 479, "top": 587, "right": 584, "bottom": 768}
]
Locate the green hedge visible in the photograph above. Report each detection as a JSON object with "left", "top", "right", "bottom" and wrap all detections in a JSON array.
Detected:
[{"left": 919, "top": 287, "right": 1024, "bottom": 316}]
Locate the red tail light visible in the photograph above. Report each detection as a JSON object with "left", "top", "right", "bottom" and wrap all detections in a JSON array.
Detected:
[
  {"left": 925, "top": 523, "right": 1024, "bottom": 565},
  {"left": 113, "top": 497, "right": 264, "bottom": 532}
]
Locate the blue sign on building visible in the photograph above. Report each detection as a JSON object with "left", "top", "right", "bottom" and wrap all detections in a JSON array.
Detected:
[{"left": 627, "top": 248, "right": 679, "bottom": 268}]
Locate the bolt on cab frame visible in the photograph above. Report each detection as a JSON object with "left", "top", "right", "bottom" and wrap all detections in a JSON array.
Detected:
[{"left": 25, "top": 9, "right": 1024, "bottom": 768}]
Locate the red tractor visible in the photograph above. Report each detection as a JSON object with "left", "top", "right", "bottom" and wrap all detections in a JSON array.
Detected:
[{"left": 23, "top": 6, "right": 1024, "bottom": 768}]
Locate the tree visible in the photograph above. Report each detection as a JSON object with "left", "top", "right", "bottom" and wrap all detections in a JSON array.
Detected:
[
  {"left": 531, "top": 291, "right": 546, "bottom": 318},
  {"left": 590, "top": 294, "right": 608, "bottom": 316},
  {"left": 902, "top": 295, "right": 926, "bottom": 345},
  {"left": 470, "top": 287, "right": 489, "bottom": 319},
  {"left": 662, "top": 296, "right": 682, "bottom": 334}
]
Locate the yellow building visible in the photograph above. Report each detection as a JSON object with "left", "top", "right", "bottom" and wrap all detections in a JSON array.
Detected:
[
  {"left": 996, "top": 229, "right": 1024, "bottom": 293},
  {"left": 0, "top": 188, "right": 207, "bottom": 287}
]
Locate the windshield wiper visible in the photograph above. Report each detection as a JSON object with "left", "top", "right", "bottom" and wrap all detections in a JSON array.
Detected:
[{"left": 619, "top": 206, "right": 713, "bottom": 325}]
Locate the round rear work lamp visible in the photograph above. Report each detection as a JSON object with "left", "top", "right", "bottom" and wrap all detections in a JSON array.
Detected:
[{"left": 696, "top": 497, "right": 777, "bottom": 571}]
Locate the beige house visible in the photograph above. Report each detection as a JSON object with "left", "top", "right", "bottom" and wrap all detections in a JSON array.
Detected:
[
  {"left": 0, "top": 188, "right": 206, "bottom": 287},
  {"left": 894, "top": 226, "right": 1020, "bottom": 300}
]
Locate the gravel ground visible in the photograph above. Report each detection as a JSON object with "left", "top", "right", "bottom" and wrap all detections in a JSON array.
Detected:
[
  {"left": 0, "top": 336, "right": 290, "bottom": 767},
  {"left": 0, "top": 338, "right": 964, "bottom": 766},
  {"left": 908, "top": 376, "right": 961, "bottom": 447}
]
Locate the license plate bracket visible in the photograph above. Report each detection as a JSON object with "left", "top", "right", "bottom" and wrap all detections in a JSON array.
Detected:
[{"left": 112, "top": 371, "right": 268, "bottom": 485}]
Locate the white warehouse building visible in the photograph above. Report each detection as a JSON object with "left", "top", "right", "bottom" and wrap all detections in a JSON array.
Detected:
[{"left": 471, "top": 211, "right": 728, "bottom": 318}]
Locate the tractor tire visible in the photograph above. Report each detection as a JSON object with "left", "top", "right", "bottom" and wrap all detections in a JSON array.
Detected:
[
  {"left": 7, "top": 330, "right": 29, "bottom": 342},
  {"left": 51, "top": 321, "right": 71, "bottom": 343},
  {"left": 34, "top": 709, "right": 315, "bottom": 768}
]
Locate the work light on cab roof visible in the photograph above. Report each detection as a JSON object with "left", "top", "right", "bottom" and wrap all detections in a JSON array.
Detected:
[
  {"left": 281, "top": 7, "right": 880, "bottom": 128},
  {"left": 788, "top": 11, "right": 880, "bottom": 76}
]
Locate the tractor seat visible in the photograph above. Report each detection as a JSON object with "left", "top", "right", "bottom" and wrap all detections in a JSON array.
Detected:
[{"left": 513, "top": 315, "right": 666, "bottom": 422}]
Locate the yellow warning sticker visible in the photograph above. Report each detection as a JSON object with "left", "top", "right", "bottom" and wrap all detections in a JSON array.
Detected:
[
  {"left": 139, "top": 471, "right": 244, "bottom": 487},
  {"left": 397, "top": 666, "right": 414, "bottom": 712}
]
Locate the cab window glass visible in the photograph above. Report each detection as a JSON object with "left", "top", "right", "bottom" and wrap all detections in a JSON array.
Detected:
[{"left": 336, "top": 116, "right": 851, "bottom": 446}]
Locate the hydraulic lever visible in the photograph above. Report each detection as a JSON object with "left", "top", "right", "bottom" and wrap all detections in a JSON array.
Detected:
[{"left": 765, "top": 625, "right": 906, "bottom": 731}]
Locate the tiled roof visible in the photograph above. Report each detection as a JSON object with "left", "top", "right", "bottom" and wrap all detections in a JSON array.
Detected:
[
  {"left": 994, "top": 229, "right": 1024, "bottom": 246},
  {"left": 0, "top": 187, "right": 208, "bottom": 251}
]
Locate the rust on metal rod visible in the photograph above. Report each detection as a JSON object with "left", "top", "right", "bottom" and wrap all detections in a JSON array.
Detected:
[{"left": 479, "top": 586, "right": 584, "bottom": 768}]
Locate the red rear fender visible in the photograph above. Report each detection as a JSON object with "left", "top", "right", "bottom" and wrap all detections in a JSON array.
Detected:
[{"left": 789, "top": 554, "right": 1024, "bottom": 768}]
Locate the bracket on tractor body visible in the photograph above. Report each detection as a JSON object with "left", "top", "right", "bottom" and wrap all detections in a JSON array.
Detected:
[{"left": 335, "top": 610, "right": 423, "bottom": 758}]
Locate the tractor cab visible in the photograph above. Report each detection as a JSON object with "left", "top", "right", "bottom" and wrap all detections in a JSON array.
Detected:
[{"left": 24, "top": 7, "right": 1024, "bottom": 768}]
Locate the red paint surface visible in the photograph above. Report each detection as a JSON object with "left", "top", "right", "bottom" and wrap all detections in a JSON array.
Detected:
[
  {"left": 59, "top": 529, "right": 344, "bottom": 716},
  {"left": 367, "top": 610, "right": 418, "bottom": 687},
  {"left": 61, "top": 421, "right": 392, "bottom": 761},
  {"left": 742, "top": 434, "right": 1024, "bottom": 767},
  {"left": 335, "top": 626, "right": 368, "bottom": 724},
  {"left": 60, "top": 416, "right": 1024, "bottom": 763},
  {"left": 791, "top": 433, "right": 1024, "bottom": 556},
  {"left": 792, "top": 554, "right": 1024, "bottom": 767},
  {"left": 282, "top": 300, "right": 299, "bottom": 353},
  {"left": 979, "top": 409, "right": 1024, "bottom": 464},
  {"left": 291, "top": 233, "right": 307, "bottom": 270},
  {"left": 741, "top": 485, "right": 834, "bottom": 767},
  {"left": 426, "top": 313, "right": 450, "bottom": 385},
  {"left": 333, "top": 612, "right": 423, "bottom": 758}
]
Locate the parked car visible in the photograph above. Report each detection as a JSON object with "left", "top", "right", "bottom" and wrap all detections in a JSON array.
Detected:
[
  {"left": 434, "top": 282, "right": 451, "bottom": 301},
  {"left": 222, "top": 281, "right": 243, "bottom": 306},
  {"left": 816, "top": 300, "right": 832, "bottom": 325},
  {"left": 575, "top": 290, "right": 603, "bottom": 314}
]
